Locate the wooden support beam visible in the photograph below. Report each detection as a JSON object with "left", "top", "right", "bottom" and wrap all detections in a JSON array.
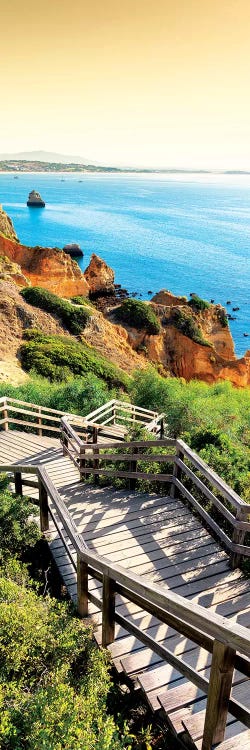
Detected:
[
  {"left": 230, "top": 509, "right": 247, "bottom": 569},
  {"left": 2, "top": 399, "right": 8, "bottom": 431},
  {"left": 201, "top": 639, "right": 235, "bottom": 750},
  {"left": 14, "top": 471, "right": 23, "bottom": 496},
  {"left": 102, "top": 574, "right": 115, "bottom": 647},
  {"left": 129, "top": 446, "right": 138, "bottom": 491},
  {"left": 38, "top": 478, "right": 49, "bottom": 532},
  {"left": 170, "top": 449, "right": 184, "bottom": 498},
  {"left": 77, "top": 557, "right": 88, "bottom": 617}
]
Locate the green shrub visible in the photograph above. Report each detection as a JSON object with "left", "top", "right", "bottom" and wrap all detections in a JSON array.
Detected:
[
  {"left": 0, "top": 566, "right": 130, "bottom": 750},
  {"left": 115, "top": 299, "right": 160, "bottom": 335},
  {"left": 0, "top": 374, "right": 113, "bottom": 417},
  {"left": 0, "top": 481, "right": 40, "bottom": 563},
  {"left": 21, "top": 287, "right": 90, "bottom": 335},
  {"left": 170, "top": 308, "right": 211, "bottom": 346},
  {"left": 71, "top": 295, "right": 94, "bottom": 308},
  {"left": 20, "top": 330, "right": 130, "bottom": 389},
  {"left": 217, "top": 308, "right": 229, "bottom": 328},
  {"left": 188, "top": 295, "right": 211, "bottom": 311}
]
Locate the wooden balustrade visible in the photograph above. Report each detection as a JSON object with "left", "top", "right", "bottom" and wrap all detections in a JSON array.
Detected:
[{"left": 1, "top": 458, "right": 249, "bottom": 750}]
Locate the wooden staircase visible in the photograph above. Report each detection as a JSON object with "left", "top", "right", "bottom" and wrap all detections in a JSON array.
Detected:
[{"left": 0, "top": 396, "right": 249, "bottom": 750}]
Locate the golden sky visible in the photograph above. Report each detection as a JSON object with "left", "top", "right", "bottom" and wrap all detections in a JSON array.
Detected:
[{"left": 1, "top": 0, "right": 250, "bottom": 167}]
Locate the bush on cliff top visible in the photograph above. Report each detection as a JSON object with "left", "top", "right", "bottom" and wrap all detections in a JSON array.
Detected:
[
  {"left": 188, "top": 295, "right": 211, "bottom": 311},
  {"left": 21, "top": 287, "right": 90, "bottom": 335},
  {"left": 20, "top": 330, "right": 130, "bottom": 389},
  {"left": 170, "top": 308, "right": 211, "bottom": 346},
  {"left": 115, "top": 299, "right": 160, "bottom": 335}
]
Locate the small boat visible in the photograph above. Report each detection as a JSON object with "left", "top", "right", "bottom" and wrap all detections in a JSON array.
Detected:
[
  {"left": 232, "top": 306, "right": 240, "bottom": 311},
  {"left": 243, "top": 333, "right": 249, "bottom": 337}
]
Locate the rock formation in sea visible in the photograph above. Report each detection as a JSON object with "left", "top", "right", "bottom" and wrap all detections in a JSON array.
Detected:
[
  {"left": 84, "top": 253, "right": 115, "bottom": 296},
  {"left": 27, "top": 190, "right": 45, "bottom": 207},
  {"left": 63, "top": 243, "right": 83, "bottom": 258}
]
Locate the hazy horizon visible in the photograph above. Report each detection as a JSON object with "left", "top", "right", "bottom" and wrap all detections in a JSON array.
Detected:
[{"left": 1, "top": 1, "right": 250, "bottom": 170}]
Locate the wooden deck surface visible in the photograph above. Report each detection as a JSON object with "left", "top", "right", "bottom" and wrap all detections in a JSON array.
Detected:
[{"left": 0, "top": 429, "right": 249, "bottom": 749}]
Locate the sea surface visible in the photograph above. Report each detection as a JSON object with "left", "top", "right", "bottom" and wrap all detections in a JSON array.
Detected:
[{"left": 0, "top": 171, "right": 250, "bottom": 357}]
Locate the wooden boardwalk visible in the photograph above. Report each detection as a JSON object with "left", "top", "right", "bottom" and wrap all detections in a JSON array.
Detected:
[{"left": 0, "top": 429, "right": 249, "bottom": 750}]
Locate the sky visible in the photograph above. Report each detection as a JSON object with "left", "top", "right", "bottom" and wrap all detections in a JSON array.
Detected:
[{"left": 1, "top": 0, "right": 250, "bottom": 169}]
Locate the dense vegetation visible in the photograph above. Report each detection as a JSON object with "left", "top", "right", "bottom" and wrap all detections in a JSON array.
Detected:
[
  {"left": 21, "top": 287, "right": 91, "bottom": 335},
  {"left": 1, "top": 367, "right": 249, "bottom": 502},
  {"left": 131, "top": 369, "right": 250, "bottom": 501},
  {"left": 0, "top": 475, "right": 134, "bottom": 750},
  {"left": 115, "top": 299, "right": 160, "bottom": 335},
  {"left": 19, "top": 329, "right": 130, "bottom": 388},
  {"left": 188, "top": 295, "right": 211, "bottom": 311},
  {"left": 169, "top": 308, "right": 211, "bottom": 346}
]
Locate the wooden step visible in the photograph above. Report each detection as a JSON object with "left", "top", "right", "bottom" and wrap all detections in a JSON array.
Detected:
[{"left": 195, "top": 728, "right": 250, "bottom": 750}]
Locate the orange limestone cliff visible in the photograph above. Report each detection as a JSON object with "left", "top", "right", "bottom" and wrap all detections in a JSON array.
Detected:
[
  {"left": 0, "top": 207, "right": 89, "bottom": 298},
  {"left": 115, "top": 291, "right": 250, "bottom": 387},
  {"left": 84, "top": 253, "right": 115, "bottom": 295}
]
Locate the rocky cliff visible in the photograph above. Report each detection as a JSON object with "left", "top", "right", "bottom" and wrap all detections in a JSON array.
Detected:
[
  {"left": 0, "top": 206, "right": 89, "bottom": 297},
  {"left": 84, "top": 253, "right": 115, "bottom": 296},
  {"left": 111, "top": 292, "right": 250, "bottom": 387}
]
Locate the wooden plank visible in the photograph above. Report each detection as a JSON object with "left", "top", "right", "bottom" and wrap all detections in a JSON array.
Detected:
[
  {"left": 174, "top": 478, "right": 233, "bottom": 550},
  {"left": 205, "top": 730, "right": 250, "bottom": 750}
]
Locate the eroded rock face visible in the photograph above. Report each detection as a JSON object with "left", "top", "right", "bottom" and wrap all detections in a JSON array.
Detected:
[
  {"left": 0, "top": 205, "right": 19, "bottom": 241},
  {"left": 0, "top": 233, "right": 89, "bottom": 298},
  {"left": 152, "top": 290, "right": 188, "bottom": 306},
  {"left": 84, "top": 253, "right": 115, "bottom": 296},
  {"left": 0, "top": 255, "right": 30, "bottom": 287}
]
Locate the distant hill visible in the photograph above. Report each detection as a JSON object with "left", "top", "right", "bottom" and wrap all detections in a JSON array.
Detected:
[{"left": 0, "top": 150, "right": 98, "bottom": 165}]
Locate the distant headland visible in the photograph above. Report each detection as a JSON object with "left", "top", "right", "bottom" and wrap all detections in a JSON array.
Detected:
[{"left": 1, "top": 150, "right": 250, "bottom": 174}]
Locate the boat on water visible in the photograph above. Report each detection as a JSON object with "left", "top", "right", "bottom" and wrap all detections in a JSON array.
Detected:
[{"left": 27, "top": 190, "right": 45, "bottom": 207}]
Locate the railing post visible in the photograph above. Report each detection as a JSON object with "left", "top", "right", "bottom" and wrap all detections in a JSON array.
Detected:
[
  {"left": 38, "top": 406, "right": 42, "bottom": 437},
  {"left": 79, "top": 446, "right": 86, "bottom": 481},
  {"left": 38, "top": 477, "right": 49, "bottom": 532},
  {"left": 170, "top": 446, "right": 184, "bottom": 498},
  {"left": 201, "top": 639, "right": 235, "bottom": 750},
  {"left": 129, "top": 446, "right": 138, "bottom": 491},
  {"left": 14, "top": 471, "right": 23, "bottom": 496},
  {"left": 77, "top": 556, "right": 88, "bottom": 616},
  {"left": 3, "top": 398, "right": 8, "bottom": 431},
  {"left": 160, "top": 417, "right": 164, "bottom": 439},
  {"left": 102, "top": 574, "right": 115, "bottom": 646},
  {"left": 230, "top": 509, "right": 247, "bottom": 569}
]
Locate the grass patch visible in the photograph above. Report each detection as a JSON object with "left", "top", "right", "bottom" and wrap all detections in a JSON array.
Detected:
[
  {"left": 188, "top": 295, "right": 211, "bottom": 311},
  {"left": 21, "top": 287, "right": 90, "bottom": 335},
  {"left": 115, "top": 299, "right": 160, "bottom": 335},
  {"left": 19, "top": 330, "right": 130, "bottom": 389},
  {"left": 170, "top": 308, "right": 211, "bottom": 346}
]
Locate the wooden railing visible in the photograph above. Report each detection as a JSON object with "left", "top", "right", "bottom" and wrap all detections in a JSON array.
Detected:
[
  {"left": 0, "top": 396, "right": 164, "bottom": 439},
  {"left": 1, "top": 460, "right": 249, "bottom": 750},
  {"left": 60, "top": 417, "right": 250, "bottom": 567}
]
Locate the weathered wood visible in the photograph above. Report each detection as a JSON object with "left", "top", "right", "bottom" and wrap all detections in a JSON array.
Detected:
[
  {"left": 102, "top": 575, "right": 115, "bottom": 646},
  {"left": 129, "top": 446, "right": 138, "bottom": 490},
  {"left": 201, "top": 640, "right": 235, "bottom": 750},
  {"left": 230, "top": 509, "right": 248, "bottom": 569},
  {"left": 174, "top": 477, "right": 233, "bottom": 550},
  {"left": 170, "top": 448, "right": 184, "bottom": 498},
  {"left": 175, "top": 457, "right": 241, "bottom": 527},
  {"left": 177, "top": 439, "right": 249, "bottom": 512},
  {"left": 2, "top": 399, "right": 8, "bottom": 431},
  {"left": 77, "top": 557, "right": 88, "bottom": 616},
  {"left": 38, "top": 477, "right": 49, "bottom": 532},
  {"left": 210, "top": 730, "right": 250, "bottom": 750},
  {"left": 14, "top": 471, "right": 23, "bottom": 496}
]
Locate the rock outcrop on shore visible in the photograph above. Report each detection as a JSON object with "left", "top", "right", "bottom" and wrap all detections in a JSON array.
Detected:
[
  {"left": 0, "top": 206, "right": 89, "bottom": 297},
  {"left": 84, "top": 253, "right": 115, "bottom": 296}
]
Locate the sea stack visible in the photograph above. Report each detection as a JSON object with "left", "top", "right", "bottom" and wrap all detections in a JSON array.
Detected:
[
  {"left": 63, "top": 242, "right": 83, "bottom": 258},
  {"left": 27, "top": 190, "right": 45, "bottom": 207}
]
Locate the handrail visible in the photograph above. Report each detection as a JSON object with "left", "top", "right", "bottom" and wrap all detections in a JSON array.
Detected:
[
  {"left": 60, "top": 416, "right": 250, "bottom": 566},
  {"left": 1, "top": 461, "right": 249, "bottom": 655},
  {"left": 1, "top": 460, "right": 250, "bottom": 750}
]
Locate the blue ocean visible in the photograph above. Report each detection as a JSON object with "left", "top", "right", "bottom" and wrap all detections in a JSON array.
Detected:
[{"left": 0, "top": 171, "right": 250, "bottom": 357}]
